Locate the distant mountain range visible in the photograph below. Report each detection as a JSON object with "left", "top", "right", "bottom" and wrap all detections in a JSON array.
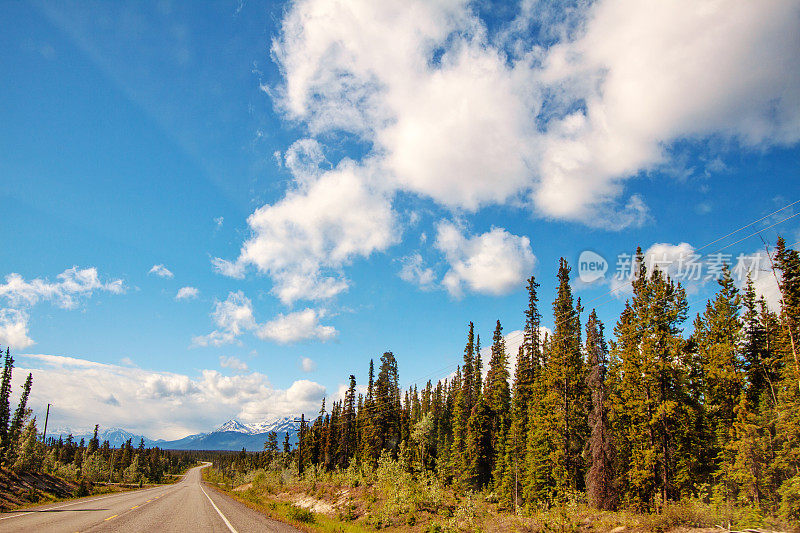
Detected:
[{"left": 52, "top": 416, "right": 300, "bottom": 451}]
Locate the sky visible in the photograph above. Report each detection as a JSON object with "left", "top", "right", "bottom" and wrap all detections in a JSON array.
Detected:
[{"left": 1, "top": 0, "right": 799, "bottom": 440}]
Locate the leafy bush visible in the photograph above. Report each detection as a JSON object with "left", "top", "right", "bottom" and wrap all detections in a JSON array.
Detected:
[
  {"left": 779, "top": 474, "right": 800, "bottom": 521},
  {"left": 286, "top": 504, "right": 315, "bottom": 523}
]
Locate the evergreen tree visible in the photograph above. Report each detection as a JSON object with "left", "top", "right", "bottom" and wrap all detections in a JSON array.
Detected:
[
  {"left": 13, "top": 417, "right": 41, "bottom": 473},
  {"left": 6, "top": 372, "right": 33, "bottom": 464},
  {"left": 0, "top": 348, "right": 14, "bottom": 453},
  {"left": 527, "top": 259, "right": 587, "bottom": 501},
  {"left": 610, "top": 249, "right": 691, "bottom": 509},
  {"left": 264, "top": 431, "right": 279, "bottom": 465},
  {"left": 693, "top": 265, "right": 744, "bottom": 485},
  {"left": 585, "top": 310, "right": 615, "bottom": 510}
]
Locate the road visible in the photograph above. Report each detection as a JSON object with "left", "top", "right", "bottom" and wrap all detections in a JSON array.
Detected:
[{"left": 0, "top": 463, "right": 298, "bottom": 532}]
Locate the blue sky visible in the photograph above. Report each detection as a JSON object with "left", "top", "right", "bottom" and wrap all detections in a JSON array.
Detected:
[{"left": 1, "top": 0, "right": 798, "bottom": 439}]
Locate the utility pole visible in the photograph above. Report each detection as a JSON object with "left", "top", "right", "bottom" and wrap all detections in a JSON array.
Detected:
[{"left": 42, "top": 403, "right": 51, "bottom": 443}]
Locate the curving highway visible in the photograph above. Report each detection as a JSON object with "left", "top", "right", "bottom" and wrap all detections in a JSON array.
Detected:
[{"left": 0, "top": 463, "right": 298, "bottom": 532}]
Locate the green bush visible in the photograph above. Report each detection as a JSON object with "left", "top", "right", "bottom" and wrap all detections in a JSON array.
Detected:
[
  {"left": 287, "top": 504, "right": 315, "bottom": 523},
  {"left": 779, "top": 474, "right": 800, "bottom": 521}
]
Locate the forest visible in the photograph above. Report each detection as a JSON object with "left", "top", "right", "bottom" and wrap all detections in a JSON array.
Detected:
[
  {"left": 211, "top": 238, "right": 800, "bottom": 530},
  {"left": 0, "top": 347, "right": 198, "bottom": 504}
]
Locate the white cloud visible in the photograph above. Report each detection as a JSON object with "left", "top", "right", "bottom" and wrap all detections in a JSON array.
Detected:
[
  {"left": 530, "top": 0, "right": 800, "bottom": 223},
  {"left": 0, "top": 267, "right": 125, "bottom": 309},
  {"left": 299, "top": 356, "right": 316, "bottom": 373},
  {"left": 192, "top": 291, "right": 256, "bottom": 347},
  {"left": 216, "top": 0, "right": 799, "bottom": 307},
  {"left": 214, "top": 216, "right": 224, "bottom": 228},
  {"left": 0, "top": 309, "right": 34, "bottom": 349},
  {"left": 214, "top": 159, "right": 398, "bottom": 304},
  {"left": 15, "top": 353, "right": 325, "bottom": 440},
  {"left": 219, "top": 355, "right": 248, "bottom": 372},
  {"left": 194, "top": 291, "right": 337, "bottom": 346},
  {"left": 271, "top": 0, "right": 799, "bottom": 227},
  {"left": 148, "top": 264, "right": 174, "bottom": 279},
  {"left": 257, "top": 309, "right": 337, "bottom": 344},
  {"left": 175, "top": 286, "right": 200, "bottom": 300},
  {"left": 435, "top": 221, "right": 535, "bottom": 297},
  {"left": 398, "top": 253, "right": 435, "bottom": 290},
  {"left": 211, "top": 258, "right": 245, "bottom": 279}
]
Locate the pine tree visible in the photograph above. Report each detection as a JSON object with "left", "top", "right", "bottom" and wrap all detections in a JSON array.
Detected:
[
  {"left": 693, "top": 265, "right": 744, "bottom": 486},
  {"left": 339, "top": 375, "right": 357, "bottom": 467},
  {"left": 585, "top": 310, "right": 615, "bottom": 510},
  {"left": 374, "top": 352, "right": 401, "bottom": 457},
  {"left": 610, "top": 249, "right": 691, "bottom": 509},
  {"left": 13, "top": 417, "right": 41, "bottom": 473},
  {"left": 474, "top": 335, "right": 482, "bottom": 399},
  {"left": 0, "top": 348, "right": 14, "bottom": 453},
  {"left": 264, "top": 431, "right": 279, "bottom": 465},
  {"left": 528, "top": 259, "right": 587, "bottom": 501},
  {"left": 89, "top": 425, "right": 100, "bottom": 455},
  {"left": 6, "top": 373, "right": 33, "bottom": 465}
]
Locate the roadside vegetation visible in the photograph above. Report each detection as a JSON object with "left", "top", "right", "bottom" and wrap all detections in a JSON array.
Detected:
[
  {"left": 0, "top": 347, "right": 199, "bottom": 510},
  {"left": 207, "top": 239, "right": 800, "bottom": 532}
]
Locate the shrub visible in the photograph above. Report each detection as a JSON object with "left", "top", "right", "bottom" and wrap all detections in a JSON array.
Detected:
[
  {"left": 287, "top": 504, "right": 315, "bottom": 523},
  {"left": 779, "top": 474, "right": 800, "bottom": 521}
]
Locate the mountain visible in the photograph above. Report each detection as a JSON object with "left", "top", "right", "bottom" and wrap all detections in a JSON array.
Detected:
[
  {"left": 159, "top": 416, "right": 299, "bottom": 451},
  {"left": 52, "top": 427, "right": 159, "bottom": 448},
  {"left": 52, "top": 417, "right": 300, "bottom": 451}
]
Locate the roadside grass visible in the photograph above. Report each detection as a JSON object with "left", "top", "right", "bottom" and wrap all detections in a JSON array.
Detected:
[{"left": 202, "top": 461, "right": 798, "bottom": 533}]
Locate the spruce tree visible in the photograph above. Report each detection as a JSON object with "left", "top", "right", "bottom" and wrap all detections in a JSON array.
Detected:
[
  {"left": 693, "top": 265, "right": 744, "bottom": 482},
  {"left": 0, "top": 348, "right": 14, "bottom": 453},
  {"left": 6, "top": 373, "right": 33, "bottom": 465},
  {"left": 611, "top": 249, "right": 691, "bottom": 509},
  {"left": 529, "top": 259, "right": 587, "bottom": 501},
  {"left": 585, "top": 310, "right": 615, "bottom": 510}
]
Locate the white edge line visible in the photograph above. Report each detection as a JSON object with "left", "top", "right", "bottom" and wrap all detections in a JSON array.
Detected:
[
  {"left": 0, "top": 485, "right": 164, "bottom": 520},
  {"left": 201, "top": 485, "right": 238, "bottom": 533}
]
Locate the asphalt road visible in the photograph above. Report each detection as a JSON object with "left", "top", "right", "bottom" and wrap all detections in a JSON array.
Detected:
[{"left": 0, "top": 463, "right": 298, "bottom": 532}]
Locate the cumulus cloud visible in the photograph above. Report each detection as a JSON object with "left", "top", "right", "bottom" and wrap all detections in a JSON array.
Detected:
[
  {"left": 300, "top": 356, "right": 316, "bottom": 372},
  {"left": 15, "top": 353, "right": 325, "bottom": 440},
  {"left": 219, "top": 355, "right": 249, "bottom": 372},
  {"left": 0, "top": 267, "right": 124, "bottom": 348},
  {"left": 192, "top": 291, "right": 256, "bottom": 347},
  {"left": 0, "top": 309, "right": 34, "bottom": 349},
  {"left": 148, "top": 264, "right": 174, "bottom": 278},
  {"left": 216, "top": 0, "right": 799, "bottom": 305},
  {"left": 272, "top": 0, "right": 799, "bottom": 226},
  {"left": 0, "top": 267, "right": 125, "bottom": 309},
  {"left": 398, "top": 253, "right": 436, "bottom": 290},
  {"left": 193, "top": 291, "right": 336, "bottom": 346},
  {"left": 435, "top": 221, "right": 535, "bottom": 297},
  {"left": 175, "top": 286, "right": 200, "bottom": 300},
  {"left": 257, "top": 309, "right": 337, "bottom": 344},
  {"left": 213, "top": 159, "right": 398, "bottom": 304}
]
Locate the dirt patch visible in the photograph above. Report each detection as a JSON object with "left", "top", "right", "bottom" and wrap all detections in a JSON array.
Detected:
[
  {"left": 288, "top": 492, "right": 336, "bottom": 514},
  {"left": 232, "top": 482, "right": 252, "bottom": 492}
]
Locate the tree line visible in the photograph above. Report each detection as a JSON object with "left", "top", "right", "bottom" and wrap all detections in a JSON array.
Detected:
[
  {"left": 0, "top": 348, "right": 197, "bottom": 486},
  {"left": 294, "top": 238, "right": 800, "bottom": 519}
]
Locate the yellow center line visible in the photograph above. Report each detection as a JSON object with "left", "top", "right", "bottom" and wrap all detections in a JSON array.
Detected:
[
  {"left": 131, "top": 505, "right": 139, "bottom": 509},
  {"left": 104, "top": 515, "right": 118, "bottom": 521}
]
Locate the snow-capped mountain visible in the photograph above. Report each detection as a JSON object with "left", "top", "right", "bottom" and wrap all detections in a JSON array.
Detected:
[
  {"left": 213, "top": 416, "right": 298, "bottom": 436},
  {"left": 53, "top": 417, "right": 300, "bottom": 452},
  {"left": 53, "top": 427, "right": 159, "bottom": 448}
]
